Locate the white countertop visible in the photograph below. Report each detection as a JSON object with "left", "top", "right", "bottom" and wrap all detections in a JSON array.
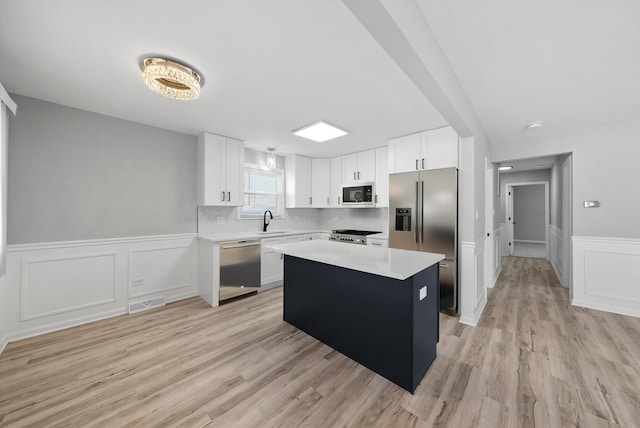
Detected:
[{"left": 266, "top": 240, "right": 443, "bottom": 280}]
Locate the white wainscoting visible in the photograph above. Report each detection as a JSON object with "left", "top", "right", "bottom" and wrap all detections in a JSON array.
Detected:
[
  {"left": 573, "top": 236, "right": 640, "bottom": 318},
  {"left": 0, "top": 234, "right": 198, "bottom": 347},
  {"left": 490, "top": 227, "right": 502, "bottom": 288},
  {"left": 459, "top": 238, "right": 488, "bottom": 326},
  {"left": 499, "top": 223, "right": 508, "bottom": 256},
  {"left": 549, "top": 225, "right": 564, "bottom": 287}
]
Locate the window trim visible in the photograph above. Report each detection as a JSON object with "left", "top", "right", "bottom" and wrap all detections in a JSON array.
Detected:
[{"left": 238, "top": 163, "right": 285, "bottom": 219}]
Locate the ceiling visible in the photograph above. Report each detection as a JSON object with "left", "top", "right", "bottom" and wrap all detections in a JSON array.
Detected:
[
  {"left": 496, "top": 155, "right": 559, "bottom": 173},
  {"left": 2, "top": 0, "right": 639, "bottom": 160}
]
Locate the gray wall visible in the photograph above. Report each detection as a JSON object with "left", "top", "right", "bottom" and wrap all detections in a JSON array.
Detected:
[
  {"left": 8, "top": 95, "right": 197, "bottom": 244},
  {"left": 498, "top": 169, "right": 551, "bottom": 224},
  {"left": 550, "top": 154, "right": 570, "bottom": 228},
  {"left": 492, "top": 118, "right": 640, "bottom": 239},
  {"left": 513, "top": 184, "right": 546, "bottom": 241}
]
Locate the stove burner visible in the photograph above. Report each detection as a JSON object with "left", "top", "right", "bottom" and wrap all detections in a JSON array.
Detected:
[{"left": 330, "top": 229, "right": 381, "bottom": 245}]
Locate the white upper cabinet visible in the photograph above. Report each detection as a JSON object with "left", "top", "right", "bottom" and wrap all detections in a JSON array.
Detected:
[
  {"left": 388, "top": 133, "right": 421, "bottom": 173},
  {"left": 375, "top": 146, "right": 389, "bottom": 207},
  {"left": 330, "top": 156, "right": 342, "bottom": 207},
  {"left": 388, "top": 126, "right": 458, "bottom": 174},
  {"left": 285, "top": 154, "right": 312, "bottom": 208},
  {"left": 422, "top": 126, "right": 459, "bottom": 170},
  {"left": 197, "top": 132, "right": 244, "bottom": 206},
  {"left": 311, "top": 158, "right": 331, "bottom": 207},
  {"left": 342, "top": 149, "right": 376, "bottom": 184}
]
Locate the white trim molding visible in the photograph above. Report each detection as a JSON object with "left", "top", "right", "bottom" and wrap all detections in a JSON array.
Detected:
[
  {"left": 572, "top": 236, "right": 640, "bottom": 318},
  {"left": 489, "top": 227, "right": 502, "bottom": 288},
  {"left": 459, "top": 239, "right": 488, "bottom": 326},
  {"left": 0, "top": 234, "right": 198, "bottom": 350},
  {"left": 549, "top": 225, "right": 564, "bottom": 287}
]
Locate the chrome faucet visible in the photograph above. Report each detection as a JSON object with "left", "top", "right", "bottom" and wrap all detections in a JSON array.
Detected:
[{"left": 263, "top": 210, "right": 273, "bottom": 232}]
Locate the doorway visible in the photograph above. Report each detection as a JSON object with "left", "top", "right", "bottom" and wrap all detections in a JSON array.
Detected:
[{"left": 505, "top": 181, "right": 549, "bottom": 259}]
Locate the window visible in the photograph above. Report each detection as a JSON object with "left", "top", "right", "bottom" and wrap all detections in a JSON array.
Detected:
[{"left": 240, "top": 165, "right": 284, "bottom": 217}]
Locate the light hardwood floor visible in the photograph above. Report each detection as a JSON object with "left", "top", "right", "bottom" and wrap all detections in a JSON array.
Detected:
[{"left": 1, "top": 257, "right": 640, "bottom": 427}]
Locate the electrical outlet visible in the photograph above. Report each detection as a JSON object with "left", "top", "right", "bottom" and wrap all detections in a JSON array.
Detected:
[
  {"left": 131, "top": 278, "right": 145, "bottom": 287},
  {"left": 217, "top": 216, "right": 225, "bottom": 225}
]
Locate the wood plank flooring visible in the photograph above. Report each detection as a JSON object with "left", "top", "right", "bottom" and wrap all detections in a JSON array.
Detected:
[{"left": 1, "top": 257, "right": 640, "bottom": 427}]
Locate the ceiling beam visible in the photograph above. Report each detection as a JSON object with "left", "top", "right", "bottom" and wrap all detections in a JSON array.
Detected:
[{"left": 342, "top": 0, "right": 486, "bottom": 140}]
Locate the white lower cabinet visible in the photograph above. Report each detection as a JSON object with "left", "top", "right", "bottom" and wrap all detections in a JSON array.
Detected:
[
  {"left": 261, "top": 234, "right": 313, "bottom": 288},
  {"left": 261, "top": 237, "right": 284, "bottom": 287}
]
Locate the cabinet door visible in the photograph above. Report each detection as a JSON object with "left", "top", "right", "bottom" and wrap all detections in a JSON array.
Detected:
[
  {"left": 357, "top": 149, "right": 376, "bottom": 183},
  {"left": 225, "top": 137, "right": 245, "bottom": 206},
  {"left": 390, "top": 133, "right": 421, "bottom": 173},
  {"left": 330, "top": 156, "right": 342, "bottom": 207},
  {"left": 341, "top": 153, "right": 358, "bottom": 185},
  {"left": 261, "top": 238, "right": 283, "bottom": 285},
  {"left": 423, "top": 126, "right": 459, "bottom": 170},
  {"left": 311, "top": 158, "right": 330, "bottom": 207},
  {"left": 285, "top": 155, "right": 312, "bottom": 207},
  {"left": 197, "top": 132, "right": 225, "bottom": 206},
  {"left": 375, "top": 146, "right": 389, "bottom": 207}
]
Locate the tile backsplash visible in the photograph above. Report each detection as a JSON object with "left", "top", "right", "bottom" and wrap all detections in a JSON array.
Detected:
[{"left": 197, "top": 207, "right": 388, "bottom": 235}]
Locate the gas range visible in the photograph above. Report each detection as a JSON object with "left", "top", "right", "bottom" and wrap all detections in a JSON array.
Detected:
[{"left": 329, "top": 229, "right": 382, "bottom": 245}]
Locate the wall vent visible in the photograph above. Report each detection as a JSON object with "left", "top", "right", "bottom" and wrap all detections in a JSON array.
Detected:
[{"left": 128, "top": 296, "right": 166, "bottom": 314}]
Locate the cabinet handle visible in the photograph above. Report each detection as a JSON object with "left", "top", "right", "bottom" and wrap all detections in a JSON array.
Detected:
[
  {"left": 338, "top": 196, "right": 341, "bottom": 204},
  {"left": 221, "top": 191, "right": 226, "bottom": 201},
  {"left": 353, "top": 172, "right": 356, "bottom": 181},
  {"left": 371, "top": 242, "right": 382, "bottom": 247},
  {"left": 357, "top": 171, "right": 360, "bottom": 180},
  {"left": 309, "top": 196, "right": 312, "bottom": 205},
  {"left": 422, "top": 158, "right": 425, "bottom": 169},
  {"left": 228, "top": 192, "right": 231, "bottom": 201},
  {"left": 375, "top": 195, "right": 378, "bottom": 203},
  {"left": 281, "top": 253, "right": 283, "bottom": 260},
  {"left": 327, "top": 197, "right": 330, "bottom": 205},
  {"left": 415, "top": 159, "right": 419, "bottom": 170}
]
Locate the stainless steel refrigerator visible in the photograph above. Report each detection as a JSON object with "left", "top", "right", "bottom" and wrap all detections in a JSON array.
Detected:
[{"left": 389, "top": 167, "right": 458, "bottom": 311}]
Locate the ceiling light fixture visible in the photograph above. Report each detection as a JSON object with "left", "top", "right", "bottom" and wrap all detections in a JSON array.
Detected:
[
  {"left": 526, "top": 122, "right": 543, "bottom": 130},
  {"left": 267, "top": 147, "right": 277, "bottom": 169},
  {"left": 141, "top": 57, "right": 202, "bottom": 101},
  {"left": 498, "top": 166, "right": 513, "bottom": 171},
  {"left": 292, "top": 120, "right": 348, "bottom": 143}
]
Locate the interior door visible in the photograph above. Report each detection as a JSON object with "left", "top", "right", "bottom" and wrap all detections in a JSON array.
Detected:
[{"left": 507, "top": 185, "right": 514, "bottom": 256}]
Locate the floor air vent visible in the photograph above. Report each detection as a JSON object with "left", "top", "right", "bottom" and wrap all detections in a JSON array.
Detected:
[{"left": 128, "top": 296, "right": 166, "bottom": 314}]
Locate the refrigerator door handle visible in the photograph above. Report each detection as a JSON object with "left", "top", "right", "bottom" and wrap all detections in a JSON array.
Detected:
[
  {"left": 420, "top": 181, "right": 425, "bottom": 244},
  {"left": 415, "top": 181, "right": 420, "bottom": 244}
]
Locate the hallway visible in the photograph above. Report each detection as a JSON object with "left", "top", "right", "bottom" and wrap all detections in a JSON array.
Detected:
[{"left": 471, "top": 257, "right": 640, "bottom": 426}]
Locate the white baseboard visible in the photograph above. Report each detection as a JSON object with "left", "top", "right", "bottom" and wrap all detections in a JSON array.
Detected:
[
  {"left": 0, "top": 330, "right": 6, "bottom": 354},
  {"left": 0, "top": 234, "right": 199, "bottom": 353},
  {"left": 572, "top": 236, "right": 640, "bottom": 318}
]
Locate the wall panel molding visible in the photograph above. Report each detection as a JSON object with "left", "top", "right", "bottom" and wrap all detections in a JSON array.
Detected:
[
  {"left": 459, "top": 239, "right": 487, "bottom": 326},
  {"left": 549, "top": 225, "right": 563, "bottom": 287},
  {"left": 572, "top": 236, "right": 640, "bottom": 318},
  {"left": 0, "top": 234, "right": 198, "bottom": 352},
  {"left": 490, "top": 227, "right": 502, "bottom": 288},
  {"left": 20, "top": 252, "right": 117, "bottom": 321}
]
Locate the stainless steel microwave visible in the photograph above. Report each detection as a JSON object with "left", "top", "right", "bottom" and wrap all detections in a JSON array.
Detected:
[{"left": 342, "top": 183, "right": 374, "bottom": 206}]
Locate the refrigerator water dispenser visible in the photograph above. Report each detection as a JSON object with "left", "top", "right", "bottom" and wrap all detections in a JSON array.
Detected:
[{"left": 395, "top": 208, "right": 412, "bottom": 231}]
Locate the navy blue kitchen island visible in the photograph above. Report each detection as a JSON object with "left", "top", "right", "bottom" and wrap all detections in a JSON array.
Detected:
[{"left": 267, "top": 240, "right": 444, "bottom": 393}]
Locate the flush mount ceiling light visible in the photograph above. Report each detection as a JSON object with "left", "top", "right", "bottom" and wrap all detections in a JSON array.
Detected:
[
  {"left": 267, "top": 147, "right": 277, "bottom": 169},
  {"left": 292, "top": 120, "right": 348, "bottom": 143},
  {"left": 498, "top": 166, "right": 513, "bottom": 171},
  {"left": 526, "top": 122, "right": 543, "bottom": 130},
  {"left": 141, "top": 57, "right": 201, "bottom": 101}
]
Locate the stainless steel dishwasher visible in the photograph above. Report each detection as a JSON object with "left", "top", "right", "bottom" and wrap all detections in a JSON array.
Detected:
[{"left": 219, "top": 240, "right": 261, "bottom": 301}]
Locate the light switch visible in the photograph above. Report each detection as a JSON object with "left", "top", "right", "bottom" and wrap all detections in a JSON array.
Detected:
[{"left": 419, "top": 286, "right": 427, "bottom": 301}]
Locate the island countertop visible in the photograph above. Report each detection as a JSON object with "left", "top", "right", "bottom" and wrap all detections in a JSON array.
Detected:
[{"left": 266, "top": 240, "right": 444, "bottom": 280}]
